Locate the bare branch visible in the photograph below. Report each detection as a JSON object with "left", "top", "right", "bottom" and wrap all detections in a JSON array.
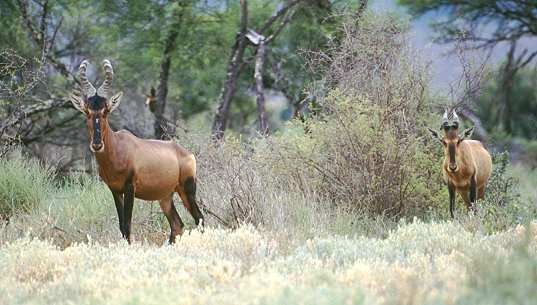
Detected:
[
  {"left": 258, "top": 0, "right": 301, "bottom": 35},
  {"left": 265, "top": 6, "right": 297, "bottom": 44}
]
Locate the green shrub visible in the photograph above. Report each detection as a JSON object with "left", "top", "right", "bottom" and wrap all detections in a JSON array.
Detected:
[
  {"left": 262, "top": 13, "right": 445, "bottom": 218},
  {"left": 519, "top": 139, "right": 537, "bottom": 168},
  {"left": 0, "top": 153, "right": 53, "bottom": 219},
  {"left": 470, "top": 152, "right": 537, "bottom": 233},
  {"left": 459, "top": 227, "right": 537, "bottom": 305},
  {"left": 175, "top": 14, "right": 448, "bottom": 230}
]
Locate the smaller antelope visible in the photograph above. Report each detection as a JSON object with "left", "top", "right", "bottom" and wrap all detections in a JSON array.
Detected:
[{"left": 428, "top": 110, "right": 492, "bottom": 218}]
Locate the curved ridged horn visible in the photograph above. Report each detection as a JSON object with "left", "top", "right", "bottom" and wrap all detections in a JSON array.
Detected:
[
  {"left": 442, "top": 109, "right": 449, "bottom": 125},
  {"left": 452, "top": 110, "right": 460, "bottom": 124},
  {"left": 97, "top": 59, "right": 114, "bottom": 97},
  {"left": 79, "top": 60, "right": 96, "bottom": 97}
]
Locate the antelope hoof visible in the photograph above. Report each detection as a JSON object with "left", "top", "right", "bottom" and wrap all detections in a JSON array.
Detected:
[
  {"left": 470, "top": 204, "right": 477, "bottom": 214},
  {"left": 198, "top": 218, "right": 205, "bottom": 233}
]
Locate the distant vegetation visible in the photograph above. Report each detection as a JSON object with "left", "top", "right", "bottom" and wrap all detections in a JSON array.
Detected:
[
  {"left": 2, "top": 12, "right": 536, "bottom": 243},
  {"left": 1, "top": 1, "right": 537, "bottom": 304}
]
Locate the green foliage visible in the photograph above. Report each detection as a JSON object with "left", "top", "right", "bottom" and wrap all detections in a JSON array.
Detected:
[
  {"left": 269, "top": 93, "right": 445, "bottom": 218},
  {"left": 264, "top": 13, "right": 444, "bottom": 218},
  {"left": 0, "top": 153, "right": 52, "bottom": 219},
  {"left": 398, "top": 0, "right": 537, "bottom": 44},
  {"left": 456, "top": 152, "right": 537, "bottom": 235},
  {"left": 486, "top": 152, "right": 520, "bottom": 207},
  {"left": 519, "top": 139, "right": 537, "bottom": 167},
  {"left": 49, "top": 174, "right": 116, "bottom": 234},
  {"left": 460, "top": 228, "right": 537, "bottom": 305},
  {"left": 475, "top": 68, "right": 537, "bottom": 140},
  {"left": 0, "top": 2, "right": 33, "bottom": 57}
]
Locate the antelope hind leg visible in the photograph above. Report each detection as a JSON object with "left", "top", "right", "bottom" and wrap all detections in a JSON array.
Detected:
[
  {"left": 177, "top": 177, "right": 204, "bottom": 229},
  {"left": 159, "top": 194, "right": 184, "bottom": 244}
]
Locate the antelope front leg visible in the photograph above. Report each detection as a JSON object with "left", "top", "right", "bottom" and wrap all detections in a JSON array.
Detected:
[
  {"left": 123, "top": 181, "right": 135, "bottom": 244},
  {"left": 448, "top": 183, "right": 456, "bottom": 219},
  {"left": 110, "top": 189, "right": 126, "bottom": 238},
  {"left": 469, "top": 174, "right": 477, "bottom": 212}
]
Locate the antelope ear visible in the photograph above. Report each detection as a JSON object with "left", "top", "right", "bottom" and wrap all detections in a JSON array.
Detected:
[
  {"left": 69, "top": 92, "right": 87, "bottom": 114},
  {"left": 107, "top": 91, "right": 123, "bottom": 113},
  {"left": 459, "top": 126, "right": 474, "bottom": 141},
  {"left": 427, "top": 127, "right": 442, "bottom": 143}
]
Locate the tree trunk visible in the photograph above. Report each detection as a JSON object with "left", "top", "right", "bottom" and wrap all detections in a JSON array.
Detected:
[
  {"left": 212, "top": 0, "right": 248, "bottom": 140},
  {"left": 254, "top": 40, "right": 268, "bottom": 135},
  {"left": 154, "top": 18, "right": 181, "bottom": 140},
  {"left": 501, "top": 41, "right": 517, "bottom": 135}
]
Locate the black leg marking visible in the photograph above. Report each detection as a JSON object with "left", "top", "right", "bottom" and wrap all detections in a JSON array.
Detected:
[
  {"left": 184, "top": 177, "right": 204, "bottom": 226},
  {"left": 448, "top": 183, "right": 456, "bottom": 219},
  {"left": 123, "top": 180, "right": 134, "bottom": 243},
  {"left": 470, "top": 174, "right": 477, "bottom": 211},
  {"left": 110, "top": 189, "right": 125, "bottom": 237}
]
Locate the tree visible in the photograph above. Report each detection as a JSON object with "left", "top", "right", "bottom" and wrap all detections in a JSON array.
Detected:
[
  {"left": 2, "top": 0, "right": 363, "bottom": 166},
  {"left": 248, "top": 1, "right": 302, "bottom": 135},
  {"left": 153, "top": 1, "right": 193, "bottom": 139},
  {"left": 211, "top": 0, "right": 343, "bottom": 139},
  {"left": 399, "top": 0, "right": 537, "bottom": 135},
  {"left": 399, "top": 1, "right": 537, "bottom": 48},
  {"left": 475, "top": 67, "right": 537, "bottom": 140},
  {"left": 1, "top": 1, "right": 86, "bottom": 159},
  {"left": 211, "top": 0, "right": 249, "bottom": 140}
]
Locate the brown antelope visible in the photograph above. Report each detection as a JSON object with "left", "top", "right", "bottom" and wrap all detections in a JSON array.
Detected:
[
  {"left": 428, "top": 110, "right": 492, "bottom": 218},
  {"left": 69, "top": 59, "right": 203, "bottom": 243},
  {"left": 144, "top": 86, "right": 157, "bottom": 113}
]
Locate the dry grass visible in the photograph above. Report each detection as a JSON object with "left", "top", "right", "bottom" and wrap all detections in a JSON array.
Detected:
[{"left": 1, "top": 221, "right": 536, "bottom": 305}]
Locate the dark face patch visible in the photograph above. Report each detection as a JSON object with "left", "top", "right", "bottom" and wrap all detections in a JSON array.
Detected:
[
  {"left": 92, "top": 115, "right": 102, "bottom": 146},
  {"left": 448, "top": 143, "right": 456, "bottom": 165},
  {"left": 87, "top": 94, "right": 107, "bottom": 110},
  {"left": 85, "top": 94, "right": 107, "bottom": 151},
  {"left": 442, "top": 124, "right": 460, "bottom": 170}
]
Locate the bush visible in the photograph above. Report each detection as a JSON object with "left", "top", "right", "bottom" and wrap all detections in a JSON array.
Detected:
[
  {"left": 267, "top": 13, "right": 444, "bottom": 217},
  {"left": 185, "top": 133, "right": 343, "bottom": 238},
  {"left": 519, "top": 139, "right": 537, "bottom": 168},
  {"left": 459, "top": 226, "right": 537, "bottom": 305},
  {"left": 0, "top": 153, "right": 53, "bottom": 219},
  {"left": 176, "top": 13, "right": 451, "bottom": 229},
  {"left": 465, "top": 152, "right": 536, "bottom": 233}
]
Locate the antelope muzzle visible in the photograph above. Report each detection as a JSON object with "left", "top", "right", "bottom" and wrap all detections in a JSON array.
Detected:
[{"left": 91, "top": 117, "right": 104, "bottom": 152}]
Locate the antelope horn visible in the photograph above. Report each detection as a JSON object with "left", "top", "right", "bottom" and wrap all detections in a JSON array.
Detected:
[
  {"left": 452, "top": 110, "right": 460, "bottom": 124},
  {"left": 442, "top": 109, "right": 449, "bottom": 125},
  {"left": 97, "top": 59, "right": 114, "bottom": 97},
  {"left": 79, "top": 60, "right": 96, "bottom": 97}
]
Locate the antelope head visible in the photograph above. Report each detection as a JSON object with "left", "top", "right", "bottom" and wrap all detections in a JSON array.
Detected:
[
  {"left": 144, "top": 86, "right": 157, "bottom": 113},
  {"left": 70, "top": 60, "right": 123, "bottom": 153},
  {"left": 428, "top": 109, "right": 474, "bottom": 173}
]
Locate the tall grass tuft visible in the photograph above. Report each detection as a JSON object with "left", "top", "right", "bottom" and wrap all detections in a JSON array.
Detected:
[{"left": 0, "top": 153, "right": 53, "bottom": 219}]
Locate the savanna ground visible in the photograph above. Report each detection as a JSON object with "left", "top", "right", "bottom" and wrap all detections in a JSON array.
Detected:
[
  {"left": 2, "top": 9, "right": 537, "bottom": 305},
  {"left": 1, "top": 161, "right": 536, "bottom": 305}
]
